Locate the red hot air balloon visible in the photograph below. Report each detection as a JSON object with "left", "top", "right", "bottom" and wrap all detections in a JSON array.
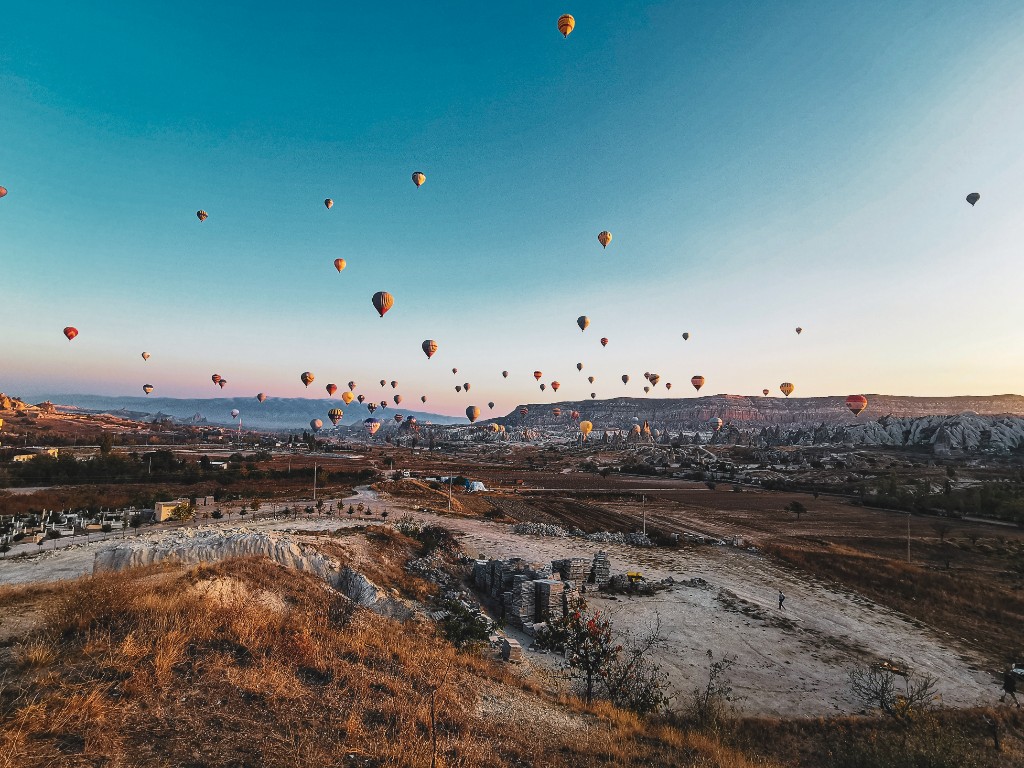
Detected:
[
  {"left": 63, "top": 326, "right": 79, "bottom": 341},
  {"left": 551, "top": 381, "right": 560, "bottom": 392},
  {"left": 326, "top": 383, "right": 338, "bottom": 397},
  {"left": 422, "top": 339, "right": 438, "bottom": 359},
  {"left": 846, "top": 395, "right": 868, "bottom": 416},
  {"left": 371, "top": 291, "right": 394, "bottom": 317},
  {"left": 533, "top": 371, "right": 543, "bottom": 381},
  {"left": 0, "top": 186, "right": 7, "bottom": 198},
  {"left": 762, "top": 389, "right": 770, "bottom": 396},
  {"left": 212, "top": 374, "right": 222, "bottom": 385},
  {"left": 519, "top": 408, "right": 529, "bottom": 416},
  {"left": 600, "top": 337, "right": 609, "bottom": 347}
]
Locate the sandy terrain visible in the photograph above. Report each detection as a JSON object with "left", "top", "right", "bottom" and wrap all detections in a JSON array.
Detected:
[{"left": 0, "top": 485, "right": 998, "bottom": 717}]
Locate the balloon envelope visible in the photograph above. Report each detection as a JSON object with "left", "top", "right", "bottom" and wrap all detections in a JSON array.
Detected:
[
  {"left": 141, "top": 352, "right": 150, "bottom": 361},
  {"left": 422, "top": 339, "right": 438, "bottom": 359},
  {"left": 63, "top": 326, "right": 78, "bottom": 341},
  {"left": 301, "top": 371, "right": 315, "bottom": 387},
  {"left": 143, "top": 385, "right": 154, "bottom": 395},
  {"left": 846, "top": 394, "right": 868, "bottom": 416},
  {"left": 324, "top": 198, "right": 333, "bottom": 209},
  {"left": 256, "top": 393, "right": 268, "bottom": 403},
  {"left": 334, "top": 258, "right": 346, "bottom": 273},
  {"left": 579, "top": 421, "right": 593, "bottom": 439},
  {"left": 341, "top": 391, "right": 355, "bottom": 405},
  {"left": 326, "top": 383, "right": 338, "bottom": 396},
  {"left": 310, "top": 419, "right": 323, "bottom": 431},
  {"left": 966, "top": 192, "right": 980, "bottom": 206},
  {"left": 231, "top": 409, "right": 240, "bottom": 419},
  {"left": 371, "top": 291, "right": 394, "bottom": 317},
  {"left": 557, "top": 13, "right": 575, "bottom": 37},
  {"left": 597, "top": 230, "right": 611, "bottom": 248},
  {"left": 577, "top": 316, "right": 589, "bottom": 331},
  {"left": 411, "top": 171, "right": 426, "bottom": 187},
  {"left": 600, "top": 337, "right": 608, "bottom": 347},
  {"left": 691, "top": 375, "right": 705, "bottom": 391},
  {"left": 780, "top": 382, "right": 795, "bottom": 397},
  {"left": 466, "top": 406, "right": 480, "bottom": 423},
  {"left": 328, "top": 408, "right": 344, "bottom": 425},
  {"left": 196, "top": 210, "right": 208, "bottom": 221}
]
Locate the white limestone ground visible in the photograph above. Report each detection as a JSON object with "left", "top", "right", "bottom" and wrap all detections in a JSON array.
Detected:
[{"left": 0, "top": 486, "right": 999, "bottom": 717}]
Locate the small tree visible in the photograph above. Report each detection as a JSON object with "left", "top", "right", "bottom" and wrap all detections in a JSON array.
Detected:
[
  {"left": 931, "top": 519, "right": 953, "bottom": 543},
  {"left": 538, "top": 597, "right": 620, "bottom": 705},
  {"left": 250, "top": 499, "right": 261, "bottom": 517},
  {"left": 381, "top": 509, "right": 389, "bottom": 522},
  {"left": 211, "top": 509, "right": 223, "bottom": 520},
  {"left": 684, "top": 650, "right": 736, "bottom": 731},
  {"left": 0, "top": 542, "right": 10, "bottom": 558},
  {"left": 849, "top": 663, "right": 939, "bottom": 722},
  {"left": 170, "top": 501, "right": 196, "bottom": 522},
  {"left": 128, "top": 514, "right": 143, "bottom": 535},
  {"left": 347, "top": 505, "right": 355, "bottom": 517},
  {"left": 315, "top": 499, "right": 325, "bottom": 516},
  {"left": 786, "top": 501, "right": 807, "bottom": 521}
]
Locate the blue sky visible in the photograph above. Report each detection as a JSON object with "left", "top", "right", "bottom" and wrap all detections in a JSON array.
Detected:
[{"left": 3, "top": 1, "right": 1024, "bottom": 416}]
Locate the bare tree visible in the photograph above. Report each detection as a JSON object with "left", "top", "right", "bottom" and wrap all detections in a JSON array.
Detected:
[
  {"left": 930, "top": 519, "right": 953, "bottom": 543},
  {"left": 849, "top": 663, "right": 939, "bottom": 722}
]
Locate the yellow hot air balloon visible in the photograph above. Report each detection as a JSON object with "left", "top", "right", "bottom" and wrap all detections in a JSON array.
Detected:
[
  {"left": 334, "top": 258, "right": 346, "bottom": 273},
  {"left": 301, "top": 371, "right": 315, "bottom": 387},
  {"left": 579, "top": 420, "right": 593, "bottom": 440},
  {"left": 557, "top": 13, "right": 575, "bottom": 38},
  {"left": 412, "top": 171, "right": 426, "bottom": 187},
  {"left": 341, "top": 391, "right": 355, "bottom": 405},
  {"left": 466, "top": 406, "right": 480, "bottom": 423},
  {"left": 780, "top": 382, "right": 795, "bottom": 397},
  {"left": 598, "top": 231, "right": 612, "bottom": 248},
  {"left": 328, "top": 408, "right": 344, "bottom": 426}
]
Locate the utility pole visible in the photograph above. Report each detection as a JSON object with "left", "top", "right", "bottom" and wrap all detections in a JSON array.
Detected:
[
  {"left": 312, "top": 461, "right": 318, "bottom": 502},
  {"left": 642, "top": 494, "right": 646, "bottom": 536},
  {"left": 907, "top": 511, "right": 911, "bottom": 564},
  {"left": 448, "top": 475, "right": 453, "bottom": 513}
]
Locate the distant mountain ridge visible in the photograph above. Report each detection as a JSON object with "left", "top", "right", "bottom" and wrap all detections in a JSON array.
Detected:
[
  {"left": 25, "top": 394, "right": 464, "bottom": 431},
  {"left": 495, "top": 394, "right": 1024, "bottom": 431}
]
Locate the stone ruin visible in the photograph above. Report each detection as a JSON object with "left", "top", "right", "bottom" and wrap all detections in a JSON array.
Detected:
[{"left": 472, "top": 551, "right": 612, "bottom": 635}]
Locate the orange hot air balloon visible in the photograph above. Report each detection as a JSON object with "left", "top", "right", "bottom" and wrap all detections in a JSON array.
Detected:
[
  {"left": 341, "top": 391, "right": 355, "bottom": 405},
  {"left": 577, "top": 315, "right": 590, "bottom": 331},
  {"left": 256, "top": 393, "right": 268, "bottom": 403},
  {"left": 846, "top": 395, "right": 868, "bottom": 416},
  {"left": 597, "top": 231, "right": 612, "bottom": 248},
  {"left": 466, "top": 406, "right": 480, "bottom": 423},
  {"left": 579, "top": 420, "right": 593, "bottom": 440},
  {"left": 412, "top": 171, "right": 426, "bottom": 187},
  {"left": 357, "top": 394, "right": 366, "bottom": 403},
  {"left": 324, "top": 198, "right": 334, "bottom": 209},
  {"left": 379, "top": 400, "right": 387, "bottom": 409},
  {"left": 301, "top": 371, "right": 315, "bottom": 387},
  {"left": 348, "top": 381, "right": 356, "bottom": 391},
  {"left": 577, "top": 362, "right": 583, "bottom": 371},
  {"left": 780, "top": 382, "right": 795, "bottom": 397},
  {"left": 421, "top": 395, "right": 427, "bottom": 403},
  {"left": 218, "top": 379, "right": 227, "bottom": 389},
  {"left": 371, "top": 291, "right": 394, "bottom": 317},
  {"left": 621, "top": 374, "right": 630, "bottom": 385},
  {"left": 422, "top": 339, "right": 438, "bottom": 359},
  {"left": 557, "top": 13, "right": 575, "bottom": 37},
  {"left": 600, "top": 337, "right": 608, "bottom": 347},
  {"left": 502, "top": 370, "right": 509, "bottom": 378},
  {"left": 762, "top": 389, "right": 770, "bottom": 396},
  {"left": 649, "top": 374, "right": 661, "bottom": 387},
  {"left": 326, "top": 383, "right": 338, "bottom": 397},
  {"left": 334, "top": 258, "right": 346, "bottom": 273},
  {"left": 63, "top": 326, "right": 79, "bottom": 341},
  {"left": 552, "top": 408, "right": 562, "bottom": 417},
  {"left": 0, "top": 186, "right": 7, "bottom": 198},
  {"left": 519, "top": 407, "right": 529, "bottom": 416},
  {"left": 488, "top": 401, "right": 495, "bottom": 410},
  {"left": 310, "top": 419, "right": 323, "bottom": 431},
  {"left": 196, "top": 210, "right": 208, "bottom": 222},
  {"left": 328, "top": 409, "right": 344, "bottom": 426},
  {"left": 691, "top": 375, "right": 705, "bottom": 391},
  {"left": 533, "top": 371, "right": 543, "bottom": 381},
  {"left": 390, "top": 380, "right": 398, "bottom": 389},
  {"left": 394, "top": 395, "right": 402, "bottom": 405},
  {"left": 551, "top": 381, "right": 560, "bottom": 392},
  {"left": 142, "top": 384, "right": 154, "bottom": 395},
  {"left": 456, "top": 385, "right": 462, "bottom": 393},
  {"left": 141, "top": 352, "right": 150, "bottom": 361},
  {"left": 211, "top": 374, "right": 222, "bottom": 385}
]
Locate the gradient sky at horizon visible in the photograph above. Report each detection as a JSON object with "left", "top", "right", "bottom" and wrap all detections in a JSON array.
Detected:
[{"left": 3, "top": 1, "right": 1024, "bottom": 417}]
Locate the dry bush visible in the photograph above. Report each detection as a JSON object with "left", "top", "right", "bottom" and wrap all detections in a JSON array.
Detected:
[{"left": 11, "top": 637, "right": 57, "bottom": 670}]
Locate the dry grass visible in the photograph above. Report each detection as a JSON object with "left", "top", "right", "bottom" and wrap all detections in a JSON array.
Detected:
[{"left": 0, "top": 557, "right": 774, "bottom": 768}]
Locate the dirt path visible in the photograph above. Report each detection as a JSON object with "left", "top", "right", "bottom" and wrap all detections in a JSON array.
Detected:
[{"left": 0, "top": 486, "right": 998, "bottom": 717}]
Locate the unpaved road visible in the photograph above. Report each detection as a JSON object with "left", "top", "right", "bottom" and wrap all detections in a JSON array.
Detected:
[{"left": 0, "top": 486, "right": 998, "bottom": 717}]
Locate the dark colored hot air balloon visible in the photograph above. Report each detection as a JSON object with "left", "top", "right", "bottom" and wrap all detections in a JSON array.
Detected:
[
  {"left": 795, "top": 327, "right": 803, "bottom": 335},
  {"left": 540, "top": 384, "right": 547, "bottom": 391},
  {"left": 394, "top": 414, "right": 403, "bottom": 423},
  {"left": 502, "top": 370, "right": 508, "bottom": 378},
  {"left": 488, "top": 401, "right": 495, "bottom": 410},
  {"left": 519, "top": 408, "right": 529, "bottom": 416},
  {"left": 364, "top": 418, "right": 381, "bottom": 435},
  {"left": 649, "top": 374, "right": 660, "bottom": 387},
  {"left": 357, "top": 394, "right": 366, "bottom": 404},
  {"left": 379, "top": 401, "right": 387, "bottom": 409},
  {"left": 846, "top": 394, "right": 868, "bottom": 416},
  {"left": 452, "top": 367, "right": 458, "bottom": 375},
  {"left": 411, "top": 172, "right": 426, "bottom": 187},
  {"left": 665, "top": 382, "right": 672, "bottom": 390},
  {"left": 762, "top": 389, "right": 770, "bottom": 396},
  {"left": 366, "top": 402, "right": 376, "bottom": 412},
  {"left": 141, "top": 352, "right": 150, "bottom": 361},
  {"left": 324, "top": 198, "right": 334, "bottom": 209},
  {"left": 644, "top": 386, "right": 650, "bottom": 394},
  {"left": 301, "top": 372, "right": 315, "bottom": 387},
  {"left": 196, "top": 210, "right": 208, "bottom": 222},
  {"left": 326, "top": 383, "right": 338, "bottom": 397},
  {"left": 577, "top": 362, "right": 583, "bottom": 371},
  {"left": 371, "top": 291, "right": 394, "bottom": 317},
  {"left": 600, "top": 337, "right": 608, "bottom": 347},
  {"left": 466, "top": 406, "right": 480, "bottom": 423},
  {"left": 390, "top": 380, "right": 398, "bottom": 389},
  {"left": 328, "top": 408, "right": 344, "bottom": 425},
  {"left": 591, "top": 393, "right": 596, "bottom": 399},
  {"left": 691, "top": 375, "right": 705, "bottom": 391},
  {"left": 597, "top": 230, "right": 611, "bottom": 248},
  {"left": 621, "top": 374, "right": 630, "bottom": 385},
  {"left": 552, "top": 408, "right": 562, "bottom": 417},
  {"left": 588, "top": 376, "right": 595, "bottom": 384},
  {"left": 212, "top": 374, "right": 222, "bottom": 385},
  {"left": 231, "top": 409, "right": 240, "bottom": 419},
  {"left": 380, "top": 380, "right": 386, "bottom": 387},
  {"left": 682, "top": 332, "right": 690, "bottom": 341},
  {"left": 421, "top": 395, "right": 427, "bottom": 403},
  {"left": 780, "top": 382, "right": 795, "bottom": 397},
  {"left": 348, "top": 381, "right": 356, "bottom": 391},
  {"left": 143, "top": 384, "right": 154, "bottom": 395},
  {"left": 218, "top": 380, "right": 227, "bottom": 389},
  {"left": 708, "top": 417, "right": 723, "bottom": 432},
  {"left": 394, "top": 395, "right": 402, "bottom": 405},
  {"left": 422, "top": 339, "right": 438, "bottom": 359},
  {"left": 63, "top": 327, "right": 79, "bottom": 341},
  {"left": 456, "top": 386, "right": 462, "bottom": 392},
  {"left": 577, "top": 316, "right": 589, "bottom": 331},
  {"left": 463, "top": 382, "right": 470, "bottom": 391},
  {"left": 966, "top": 192, "right": 980, "bottom": 206}
]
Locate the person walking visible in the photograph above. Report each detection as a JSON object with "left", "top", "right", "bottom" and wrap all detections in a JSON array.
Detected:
[
  {"left": 778, "top": 590, "right": 786, "bottom": 610},
  {"left": 1001, "top": 668, "right": 1021, "bottom": 707}
]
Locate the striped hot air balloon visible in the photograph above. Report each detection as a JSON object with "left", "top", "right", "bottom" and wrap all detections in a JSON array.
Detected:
[
  {"left": 557, "top": 14, "right": 575, "bottom": 37},
  {"left": 846, "top": 395, "right": 868, "bottom": 416},
  {"left": 780, "top": 382, "right": 795, "bottom": 397},
  {"left": 597, "top": 230, "right": 612, "bottom": 248},
  {"left": 422, "top": 339, "right": 438, "bottom": 359},
  {"left": 372, "top": 291, "right": 394, "bottom": 317},
  {"left": 691, "top": 375, "right": 705, "bottom": 391}
]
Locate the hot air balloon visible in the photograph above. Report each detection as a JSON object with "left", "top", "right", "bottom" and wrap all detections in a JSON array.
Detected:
[
  {"left": 551, "top": 381, "right": 560, "bottom": 392},
  {"left": 357, "top": 394, "right": 366, "bottom": 404},
  {"left": 577, "top": 362, "right": 583, "bottom": 371},
  {"left": 143, "top": 384, "right": 154, "bottom": 395},
  {"left": 301, "top": 372, "right": 315, "bottom": 387},
  {"left": 466, "top": 406, "right": 480, "bottom": 423},
  {"left": 310, "top": 419, "right": 323, "bottom": 431},
  {"left": 394, "top": 395, "right": 402, "bottom": 405},
  {"left": 257, "top": 393, "right": 268, "bottom": 403},
  {"left": 326, "top": 383, "right": 338, "bottom": 397},
  {"left": 371, "top": 291, "right": 394, "bottom": 317},
  {"left": 600, "top": 337, "right": 608, "bottom": 347},
  {"left": 488, "top": 401, "right": 495, "bottom": 410},
  {"left": 709, "top": 417, "right": 723, "bottom": 431},
  {"left": 644, "top": 386, "right": 651, "bottom": 394},
  {"left": 579, "top": 421, "right": 593, "bottom": 440},
  {"left": 795, "top": 327, "right": 803, "bottom": 335},
  {"left": 966, "top": 192, "right": 980, "bottom": 206},
  {"left": 0, "top": 186, "right": 7, "bottom": 198},
  {"left": 552, "top": 408, "right": 562, "bottom": 417},
  {"left": 379, "top": 380, "right": 386, "bottom": 388},
  {"left": 519, "top": 408, "right": 529, "bottom": 416},
  {"left": 141, "top": 352, "right": 150, "bottom": 361},
  {"left": 577, "top": 316, "right": 589, "bottom": 331},
  {"left": 452, "top": 367, "right": 458, "bottom": 375},
  {"left": 588, "top": 376, "right": 595, "bottom": 384},
  {"left": 621, "top": 374, "right": 630, "bottom": 385},
  {"left": 533, "top": 371, "right": 543, "bottom": 381},
  {"left": 334, "top": 258, "right": 346, "bottom": 273},
  {"left": 196, "top": 210, "right": 208, "bottom": 222},
  {"left": 762, "top": 389, "right": 770, "bottom": 396},
  {"left": 63, "top": 326, "right": 78, "bottom": 341},
  {"left": 231, "top": 409, "right": 240, "bottom": 419},
  {"left": 394, "top": 414, "right": 403, "bottom": 423},
  {"left": 348, "top": 381, "right": 356, "bottom": 391},
  {"left": 218, "top": 379, "right": 227, "bottom": 389},
  {"left": 557, "top": 13, "right": 575, "bottom": 37},
  {"left": 328, "top": 408, "right": 344, "bottom": 425},
  {"left": 390, "top": 380, "right": 398, "bottom": 389},
  {"left": 364, "top": 418, "right": 381, "bottom": 435},
  {"left": 412, "top": 171, "right": 426, "bottom": 187},
  {"left": 649, "top": 374, "right": 660, "bottom": 387},
  {"left": 211, "top": 374, "right": 222, "bottom": 385},
  {"left": 366, "top": 402, "right": 376, "bottom": 412},
  {"left": 502, "top": 370, "right": 509, "bottom": 378},
  {"left": 463, "top": 383, "right": 471, "bottom": 391},
  {"left": 341, "top": 391, "right": 354, "bottom": 405},
  {"left": 379, "top": 401, "right": 388, "bottom": 409},
  {"left": 421, "top": 395, "right": 427, "bottom": 403},
  {"left": 691, "top": 375, "right": 705, "bottom": 391},
  {"left": 665, "top": 382, "right": 672, "bottom": 391},
  {"left": 540, "top": 384, "right": 547, "bottom": 391},
  {"left": 591, "top": 393, "right": 596, "bottom": 399},
  {"left": 456, "top": 385, "right": 462, "bottom": 393},
  {"left": 682, "top": 332, "right": 690, "bottom": 341},
  {"left": 597, "top": 231, "right": 612, "bottom": 248},
  {"left": 422, "top": 339, "right": 438, "bottom": 359},
  {"left": 846, "top": 395, "right": 868, "bottom": 416},
  {"left": 780, "top": 382, "right": 795, "bottom": 397},
  {"left": 324, "top": 198, "right": 334, "bottom": 209}
]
